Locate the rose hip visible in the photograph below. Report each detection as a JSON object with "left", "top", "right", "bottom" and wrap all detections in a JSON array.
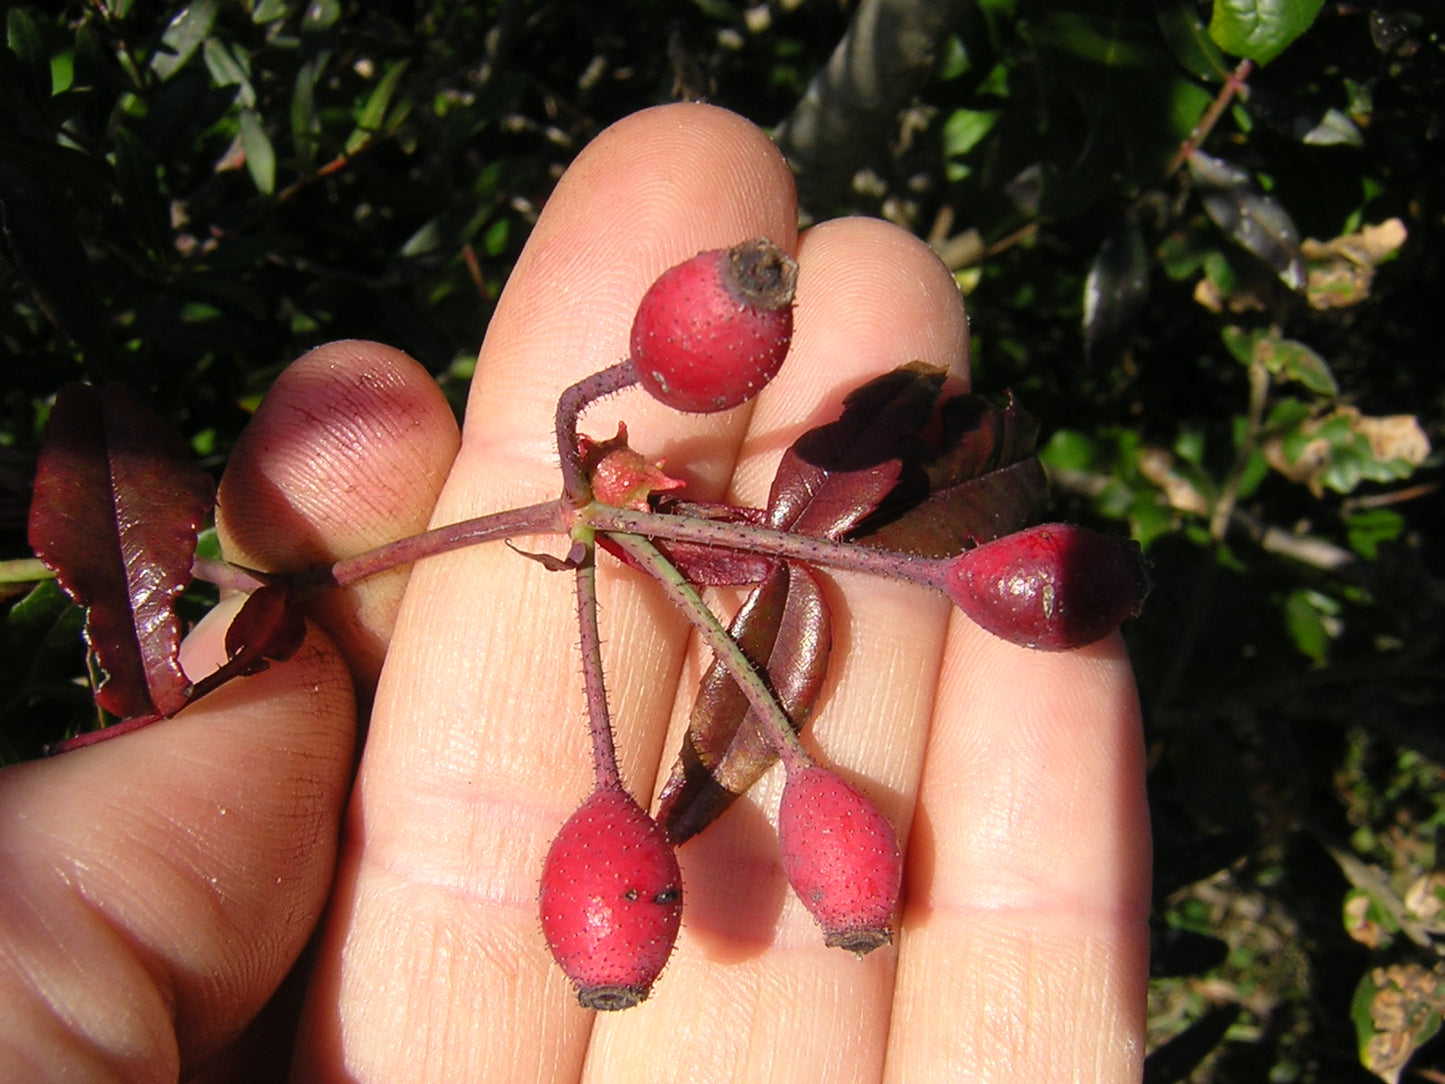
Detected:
[
  {"left": 539, "top": 786, "right": 683, "bottom": 1010},
  {"left": 630, "top": 238, "right": 798, "bottom": 413},
  {"left": 944, "top": 522, "right": 1150, "bottom": 650},
  {"left": 777, "top": 764, "right": 902, "bottom": 954}
]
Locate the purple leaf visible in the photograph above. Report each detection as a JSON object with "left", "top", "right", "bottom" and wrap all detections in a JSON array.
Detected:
[
  {"left": 27, "top": 383, "right": 213, "bottom": 721},
  {"left": 656, "top": 561, "right": 830, "bottom": 843},
  {"left": 853, "top": 390, "right": 1049, "bottom": 555}
]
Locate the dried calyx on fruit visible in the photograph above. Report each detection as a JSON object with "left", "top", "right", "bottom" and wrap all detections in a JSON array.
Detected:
[{"left": 629, "top": 237, "right": 798, "bottom": 413}]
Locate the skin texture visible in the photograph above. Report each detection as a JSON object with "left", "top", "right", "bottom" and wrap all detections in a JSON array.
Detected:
[{"left": 0, "top": 104, "right": 1150, "bottom": 1083}]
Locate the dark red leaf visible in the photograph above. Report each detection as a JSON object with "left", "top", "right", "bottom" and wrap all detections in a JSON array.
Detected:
[
  {"left": 766, "top": 364, "right": 944, "bottom": 536},
  {"left": 27, "top": 383, "right": 213, "bottom": 720},
  {"left": 662, "top": 365, "right": 1049, "bottom": 839},
  {"left": 853, "top": 391, "right": 1049, "bottom": 556},
  {"left": 656, "top": 561, "right": 831, "bottom": 843}
]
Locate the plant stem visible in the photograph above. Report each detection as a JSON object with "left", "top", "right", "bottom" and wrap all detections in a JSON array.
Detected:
[
  {"left": 584, "top": 505, "right": 950, "bottom": 594},
  {"left": 555, "top": 360, "right": 640, "bottom": 504},
  {"left": 572, "top": 528, "right": 623, "bottom": 792},
  {"left": 605, "top": 531, "right": 812, "bottom": 774},
  {"left": 298, "top": 498, "right": 570, "bottom": 591},
  {"left": 1167, "top": 58, "right": 1253, "bottom": 176}
]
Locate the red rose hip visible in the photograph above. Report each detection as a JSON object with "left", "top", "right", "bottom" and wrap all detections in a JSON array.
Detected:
[
  {"left": 944, "top": 523, "right": 1150, "bottom": 650},
  {"left": 630, "top": 237, "right": 798, "bottom": 413},
  {"left": 539, "top": 786, "right": 683, "bottom": 1010},
  {"left": 778, "top": 764, "right": 902, "bottom": 954}
]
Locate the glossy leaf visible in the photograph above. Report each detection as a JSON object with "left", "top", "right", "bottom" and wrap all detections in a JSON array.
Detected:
[
  {"left": 656, "top": 561, "right": 830, "bottom": 843},
  {"left": 660, "top": 365, "right": 1049, "bottom": 840},
  {"left": 1209, "top": 0, "right": 1324, "bottom": 65},
  {"left": 1190, "top": 150, "right": 1306, "bottom": 289},
  {"left": 27, "top": 384, "right": 214, "bottom": 720},
  {"left": 150, "top": 0, "right": 219, "bottom": 81},
  {"left": 1083, "top": 209, "right": 1150, "bottom": 363},
  {"left": 852, "top": 390, "right": 1047, "bottom": 557}
]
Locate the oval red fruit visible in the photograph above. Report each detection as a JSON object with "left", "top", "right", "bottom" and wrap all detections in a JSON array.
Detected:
[
  {"left": 777, "top": 765, "right": 902, "bottom": 954},
  {"left": 539, "top": 786, "right": 682, "bottom": 1010},
  {"left": 944, "top": 523, "right": 1150, "bottom": 651},
  {"left": 630, "top": 238, "right": 797, "bottom": 413}
]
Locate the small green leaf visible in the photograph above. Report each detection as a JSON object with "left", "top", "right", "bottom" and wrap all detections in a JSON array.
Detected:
[
  {"left": 203, "top": 37, "right": 256, "bottom": 108},
  {"left": 1209, "top": 0, "right": 1325, "bottom": 65},
  {"left": 151, "top": 0, "right": 220, "bottom": 81},
  {"left": 345, "top": 59, "right": 410, "bottom": 155},
  {"left": 1303, "top": 108, "right": 1365, "bottom": 148},
  {"left": 238, "top": 110, "right": 276, "bottom": 195},
  {"left": 1039, "top": 429, "right": 1099, "bottom": 473},
  {"left": 1344, "top": 508, "right": 1404, "bottom": 561},
  {"left": 1284, "top": 588, "right": 1340, "bottom": 664},
  {"left": 1254, "top": 334, "right": 1339, "bottom": 396},
  {"left": 291, "top": 58, "right": 324, "bottom": 168}
]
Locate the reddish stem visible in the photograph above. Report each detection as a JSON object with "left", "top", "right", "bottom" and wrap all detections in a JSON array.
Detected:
[
  {"left": 573, "top": 534, "right": 624, "bottom": 791},
  {"left": 583, "top": 505, "right": 951, "bottom": 594},
  {"left": 606, "top": 531, "right": 813, "bottom": 775},
  {"left": 295, "top": 498, "right": 570, "bottom": 591},
  {"left": 555, "top": 361, "right": 641, "bottom": 505},
  {"left": 1167, "top": 59, "right": 1253, "bottom": 176}
]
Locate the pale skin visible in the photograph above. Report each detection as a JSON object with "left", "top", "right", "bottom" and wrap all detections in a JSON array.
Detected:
[{"left": 0, "top": 104, "right": 1150, "bottom": 1082}]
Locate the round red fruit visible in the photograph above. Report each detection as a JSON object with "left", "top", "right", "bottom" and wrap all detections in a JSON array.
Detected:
[
  {"left": 539, "top": 786, "right": 683, "bottom": 1010},
  {"left": 630, "top": 238, "right": 797, "bottom": 413},
  {"left": 944, "top": 523, "right": 1150, "bottom": 651}
]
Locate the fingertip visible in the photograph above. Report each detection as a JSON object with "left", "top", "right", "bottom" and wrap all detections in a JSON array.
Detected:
[{"left": 217, "top": 339, "right": 460, "bottom": 692}]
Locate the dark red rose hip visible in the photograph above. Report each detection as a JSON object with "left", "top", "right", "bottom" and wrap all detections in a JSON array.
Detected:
[{"left": 944, "top": 523, "right": 1150, "bottom": 650}]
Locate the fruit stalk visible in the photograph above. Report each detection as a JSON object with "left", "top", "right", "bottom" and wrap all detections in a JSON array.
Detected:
[
  {"left": 555, "top": 360, "right": 642, "bottom": 505},
  {"left": 603, "top": 531, "right": 812, "bottom": 773},
  {"left": 585, "top": 504, "right": 950, "bottom": 593},
  {"left": 572, "top": 529, "right": 623, "bottom": 791}
]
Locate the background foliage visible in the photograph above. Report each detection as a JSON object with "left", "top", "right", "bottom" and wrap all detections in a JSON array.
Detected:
[{"left": 2, "top": 1, "right": 1442, "bottom": 1079}]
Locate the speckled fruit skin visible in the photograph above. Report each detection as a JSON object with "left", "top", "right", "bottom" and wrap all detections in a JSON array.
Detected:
[
  {"left": 944, "top": 523, "right": 1150, "bottom": 651},
  {"left": 777, "top": 765, "right": 902, "bottom": 954},
  {"left": 539, "top": 786, "right": 683, "bottom": 1010},
  {"left": 630, "top": 238, "right": 797, "bottom": 413}
]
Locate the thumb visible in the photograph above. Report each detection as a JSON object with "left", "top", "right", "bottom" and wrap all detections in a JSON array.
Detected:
[{"left": 0, "top": 596, "right": 353, "bottom": 1080}]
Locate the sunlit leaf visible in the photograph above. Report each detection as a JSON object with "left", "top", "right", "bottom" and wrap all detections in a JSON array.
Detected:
[
  {"left": 1208, "top": 0, "right": 1325, "bottom": 65},
  {"left": 345, "top": 59, "right": 410, "bottom": 154},
  {"left": 656, "top": 562, "right": 831, "bottom": 843},
  {"left": 239, "top": 109, "right": 276, "bottom": 195},
  {"left": 27, "top": 384, "right": 214, "bottom": 721},
  {"left": 150, "top": 0, "right": 219, "bottom": 81}
]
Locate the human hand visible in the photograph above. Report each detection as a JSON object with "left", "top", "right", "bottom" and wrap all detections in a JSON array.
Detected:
[{"left": 0, "top": 104, "right": 1150, "bottom": 1083}]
